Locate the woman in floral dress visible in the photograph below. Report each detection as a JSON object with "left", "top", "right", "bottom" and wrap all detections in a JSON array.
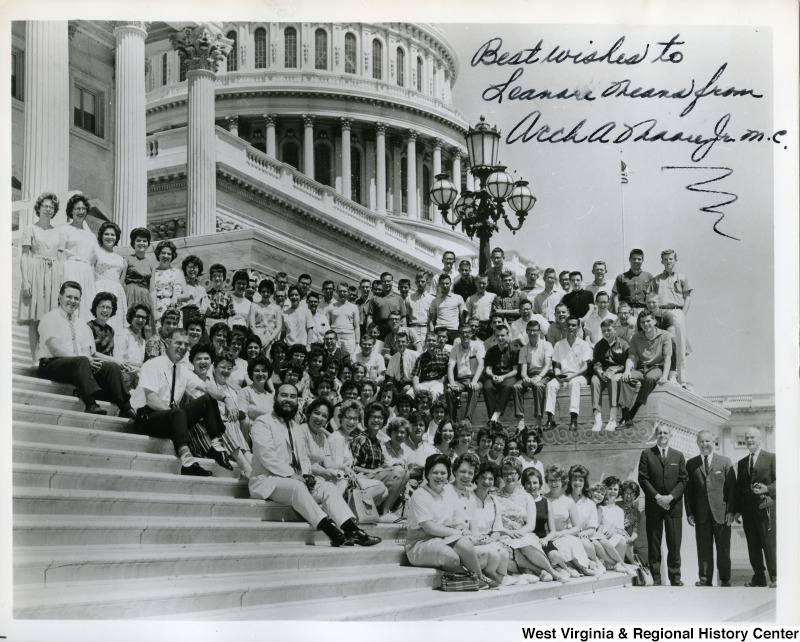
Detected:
[
  {"left": 93, "top": 222, "right": 128, "bottom": 334},
  {"left": 150, "top": 240, "right": 186, "bottom": 325}
]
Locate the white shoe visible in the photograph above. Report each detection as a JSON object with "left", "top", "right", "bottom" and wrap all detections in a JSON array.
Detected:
[
  {"left": 514, "top": 574, "right": 530, "bottom": 585},
  {"left": 517, "top": 417, "right": 526, "bottom": 432},
  {"left": 500, "top": 575, "right": 518, "bottom": 586},
  {"left": 605, "top": 420, "right": 617, "bottom": 432},
  {"left": 378, "top": 511, "right": 400, "bottom": 523},
  {"left": 591, "top": 416, "right": 603, "bottom": 432}
]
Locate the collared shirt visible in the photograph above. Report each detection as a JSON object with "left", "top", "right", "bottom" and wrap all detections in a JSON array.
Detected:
[
  {"left": 354, "top": 349, "right": 386, "bottom": 380},
  {"left": 453, "top": 275, "right": 477, "bottom": 300},
  {"left": 37, "top": 307, "right": 95, "bottom": 361},
  {"left": 412, "top": 348, "right": 449, "bottom": 383},
  {"left": 430, "top": 269, "right": 457, "bottom": 296},
  {"left": 484, "top": 343, "right": 520, "bottom": 376},
  {"left": 533, "top": 288, "right": 565, "bottom": 323},
  {"left": 282, "top": 306, "right": 314, "bottom": 346},
  {"left": 351, "top": 432, "right": 385, "bottom": 470},
  {"left": 552, "top": 338, "right": 592, "bottom": 375},
  {"left": 386, "top": 349, "right": 420, "bottom": 383},
  {"left": 205, "top": 288, "right": 235, "bottom": 320},
  {"left": 408, "top": 291, "right": 435, "bottom": 326},
  {"left": 546, "top": 322, "right": 587, "bottom": 346},
  {"left": 522, "top": 282, "right": 545, "bottom": 301},
  {"left": 650, "top": 271, "right": 692, "bottom": 308},
  {"left": 465, "top": 291, "right": 496, "bottom": 322},
  {"left": 365, "top": 292, "right": 407, "bottom": 325},
  {"left": 592, "top": 337, "right": 630, "bottom": 373},
  {"left": 518, "top": 339, "right": 553, "bottom": 376},
  {"left": 613, "top": 318, "right": 636, "bottom": 343},
  {"left": 308, "top": 309, "right": 330, "bottom": 345},
  {"left": 429, "top": 292, "right": 466, "bottom": 330},
  {"left": 229, "top": 295, "right": 252, "bottom": 328},
  {"left": 562, "top": 289, "right": 595, "bottom": 319},
  {"left": 402, "top": 440, "right": 439, "bottom": 468},
  {"left": 449, "top": 340, "right": 486, "bottom": 379},
  {"left": 629, "top": 329, "right": 672, "bottom": 367},
  {"left": 383, "top": 329, "right": 420, "bottom": 356},
  {"left": 131, "top": 353, "right": 204, "bottom": 410},
  {"left": 485, "top": 265, "right": 512, "bottom": 294},
  {"left": 510, "top": 315, "right": 551, "bottom": 345},
  {"left": 583, "top": 310, "right": 618, "bottom": 345},
  {"left": 613, "top": 270, "right": 654, "bottom": 307},
  {"left": 491, "top": 289, "right": 527, "bottom": 321}
]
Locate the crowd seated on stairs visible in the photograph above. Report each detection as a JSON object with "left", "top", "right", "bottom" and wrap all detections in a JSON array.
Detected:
[{"left": 18, "top": 190, "right": 702, "bottom": 585}]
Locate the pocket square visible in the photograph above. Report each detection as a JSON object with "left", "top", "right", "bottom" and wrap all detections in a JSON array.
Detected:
[
  {"left": 670, "top": 462, "right": 678, "bottom": 466},
  {"left": 714, "top": 470, "right": 722, "bottom": 474}
]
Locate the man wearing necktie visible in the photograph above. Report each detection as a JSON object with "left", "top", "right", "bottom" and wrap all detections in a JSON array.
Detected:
[
  {"left": 36, "top": 282, "right": 135, "bottom": 418},
  {"left": 248, "top": 383, "right": 382, "bottom": 548},
  {"left": 734, "top": 427, "right": 777, "bottom": 588},
  {"left": 638, "top": 423, "right": 688, "bottom": 586},
  {"left": 685, "top": 430, "right": 736, "bottom": 586}
]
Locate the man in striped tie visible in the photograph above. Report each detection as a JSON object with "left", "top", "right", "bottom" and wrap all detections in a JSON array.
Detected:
[{"left": 36, "top": 281, "right": 135, "bottom": 418}]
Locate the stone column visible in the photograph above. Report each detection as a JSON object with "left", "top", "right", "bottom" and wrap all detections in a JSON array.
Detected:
[
  {"left": 406, "top": 130, "right": 418, "bottom": 219},
  {"left": 451, "top": 149, "right": 462, "bottom": 201},
  {"left": 375, "top": 123, "right": 387, "bottom": 214},
  {"left": 265, "top": 114, "right": 277, "bottom": 157},
  {"left": 391, "top": 136, "right": 402, "bottom": 215},
  {"left": 171, "top": 25, "right": 232, "bottom": 237},
  {"left": 303, "top": 114, "right": 315, "bottom": 179},
  {"left": 21, "top": 21, "right": 70, "bottom": 228},
  {"left": 112, "top": 22, "right": 149, "bottom": 244},
  {"left": 226, "top": 115, "right": 239, "bottom": 137},
  {"left": 341, "top": 117, "right": 352, "bottom": 199},
  {"left": 431, "top": 138, "right": 443, "bottom": 224}
]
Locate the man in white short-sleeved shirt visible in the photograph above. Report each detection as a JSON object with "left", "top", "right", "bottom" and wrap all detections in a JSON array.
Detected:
[
  {"left": 514, "top": 320, "right": 554, "bottom": 431},
  {"left": 445, "top": 325, "right": 486, "bottom": 422},
  {"left": 545, "top": 316, "right": 592, "bottom": 431}
]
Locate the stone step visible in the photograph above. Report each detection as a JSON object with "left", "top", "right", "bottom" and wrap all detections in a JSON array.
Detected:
[
  {"left": 13, "top": 440, "right": 239, "bottom": 478},
  {"left": 14, "top": 514, "right": 407, "bottom": 548},
  {"left": 15, "top": 388, "right": 120, "bottom": 414},
  {"left": 14, "top": 420, "right": 176, "bottom": 456},
  {"left": 14, "top": 403, "right": 137, "bottom": 431},
  {"left": 14, "top": 541, "right": 405, "bottom": 585},
  {"left": 14, "top": 374, "right": 81, "bottom": 397},
  {"left": 13, "top": 486, "right": 300, "bottom": 522},
  {"left": 14, "top": 563, "right": 432, "bottom": 619},
  {"left": 155, "top": 573, "right": 629, "bottom": 621},
  {"left": 14, "top": 463, "right": 250, "bottom": 499}
]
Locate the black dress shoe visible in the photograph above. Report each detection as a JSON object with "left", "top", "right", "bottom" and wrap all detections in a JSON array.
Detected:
[
  {"left": 721, "top": 581, "right": 731, "bottom": 587},
  {"left": 85, "top": 403, "right": 107, "bottom": 415},
  {"left": 569, "top": 418, "right": 578, "bottom": 431},
  {"left": 671, "top": 580, "right": 684, "bottom": 586},
  {"left": 181, "top": 462, "right": 213, "bottom": 477},
  {"left": 695, "top": 581, "right": 712, "bottom": 587},
  {"left": 317, "top": 517, "right": 349, "bottom": 547},
  {"left": 207, "top": 448, "right": 234, "bottom": 470},
  {"left": 341, "top": 518, "right": 383, "bottom": 546},
  {"left": 744, "top": 582, "right": 766, "bottom": 587},
  {"left": 545, "top": 417, "right": 557, "bottom": 430},
  {"left": 118, "top": 406, "right": 136, "bottom": 420}
]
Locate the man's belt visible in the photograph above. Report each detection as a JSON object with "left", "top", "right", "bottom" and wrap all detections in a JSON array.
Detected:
[{"left": 660, "top": 304, "right": 683, "bottom": 310}]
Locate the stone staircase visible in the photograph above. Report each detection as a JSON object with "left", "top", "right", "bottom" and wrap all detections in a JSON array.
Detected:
[{"left": 10, "top": 283, "right": 631, "bottom": 621}]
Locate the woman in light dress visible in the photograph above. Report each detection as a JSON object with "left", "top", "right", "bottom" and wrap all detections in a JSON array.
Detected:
[
  {"left": 150, "top": 240, "right": 187, "bottom": 325},
  {"left": 238, "top": 356, "right": 274, "bottom": 423},
  {"left": 114, "top": 303, "right": 151, "bottom": 390},
  {"left": 542, "top": 463, "right": 596, "bottom": 577},
  {"left": 18, "top": 192, "right": 64, "bottom": 360},
  {"left": 93, "top": 221, "right": 128, "bottom": 334},
  {"left": 517, "top": 428, "right": 548, "bottom": 493},
  {"left": 122, "top": 228, "right": 154, "bottom": 334},
  {"left": 60, "top": 193, "right": 97, "bottom": 321},
  {"left": 213, "top": 351, "right": 253, "bottom": 478}
]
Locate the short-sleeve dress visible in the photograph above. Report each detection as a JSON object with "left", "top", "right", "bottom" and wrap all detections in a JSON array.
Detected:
[
  {"left": 61, "top": 224, "right": 97, "bottom": 321},
  {"left": 94, "top": 247, "right": 128, "bottom": 334},
  {"left": 598, "top": 503, "right": 627, "bottom": 547},
  {"left": 548, "top": 494, "right": 591, "bottom": 566},
  {"left": 18, "top": 225, "right": 63, "bottom": 324},
  {"left": 495, "top": 485, "right": 545, "bottom": 552},
  {"left": 152, "top": 266, "right": 185, "bottom": 324},
  {"left": 238, "top": 385, "right": 274, "bottom": 421}
]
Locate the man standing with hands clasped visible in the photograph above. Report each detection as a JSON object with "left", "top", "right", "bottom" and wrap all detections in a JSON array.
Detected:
[
  {"left": 685, "top": 430, "right": 736, "bottom": 587},
  {"left": 638, "top": 424, "right": 688, "bottom": 586}
]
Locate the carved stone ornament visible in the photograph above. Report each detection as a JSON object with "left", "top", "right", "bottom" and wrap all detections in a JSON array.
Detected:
[
  {"left": 111, "top": 21, "right": 150, "bottom": 34},
  {"left": 171, "top": 25, "right": 232, "bottom": 73},
  {"left": 303, "top": 43, "right": 309, "bottom": 63}
]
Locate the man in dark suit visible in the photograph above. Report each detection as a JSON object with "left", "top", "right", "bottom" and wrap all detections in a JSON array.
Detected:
[
  {"left": 638, "top": 423, "right": 689, "bottom": 585},
  {"left": 685, "top": 430, "right": 736, "bottom": 586},
  {"left": 734, "top": 427, "right": 777, "bottom": 588}
]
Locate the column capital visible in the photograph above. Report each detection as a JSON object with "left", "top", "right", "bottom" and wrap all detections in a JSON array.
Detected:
[
  {"left": 264, "top": 113, "right": 278, "bottom": 125},
  {"left": 171, "top": 24, "right": 232, "bottom": 73},
  {"left": 302, "top": 114, "right": 316, "bottom": 127},
  {"left": 111, "top": 21, "right": 150, "bottom": 38},
  {"left": 451, "top": 147, "right": 464, "bottom": 159},
  {"left": 406, "top": 129, "right": 418, "bottom": 142},
  {"left": 226, "top": 115, "right": 239, "bottom": 127},
  {"left": 340, "top": 117, "right": 353, "bottom": 130},
  {"left": 375, "top": 122, "right": 387, "bottom": 135},
  {"left": 432, "top": 137, "right": 444, "bottom": 149}
]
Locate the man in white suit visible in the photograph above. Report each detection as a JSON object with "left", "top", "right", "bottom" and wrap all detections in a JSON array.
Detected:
[{"left": 248, "top": 383, "right": 381, "bottom": 547}]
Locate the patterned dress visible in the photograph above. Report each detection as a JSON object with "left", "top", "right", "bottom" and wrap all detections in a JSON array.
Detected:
[
  {"left": 495, "top": 485, "right": 544, "bottom": 551},
  {"left": 17, "top": 224, "right": 63, "bottom": 324},
  {"left": 94, "top": 248, "right": 128, "bottom": 334},
  {"left": 60, "top": 224, "right": 97, "bottom": 321},
  {"left": 152, "top": 267, "right": 185, "bottom": 325},
  {"left": 87, "top": 320, "right": 115, "bottom": 356}
]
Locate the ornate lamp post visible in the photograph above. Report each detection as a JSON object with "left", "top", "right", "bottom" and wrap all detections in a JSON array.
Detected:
[{"left": 430, "top": 116, "right": 537, "bottom": 274}]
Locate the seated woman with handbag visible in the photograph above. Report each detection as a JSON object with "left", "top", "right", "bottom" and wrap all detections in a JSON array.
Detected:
[{"left": 405, "top": 453, "right": 500, "bottom": 590}]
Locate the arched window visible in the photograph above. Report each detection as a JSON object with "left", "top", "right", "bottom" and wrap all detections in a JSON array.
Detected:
[
  {"left": 400, "top": 156, "right": 408, "bottom": 212},
  {"left": 344, "top": 33, "right": 357, "bottom": 74},
  {"left": 396, "top": 47, "right": 405, "bottom": 87},
  {"left": 284, "top": 27, "right": 298, "bottom": 68},
  {"left": 282, "top": 139, "right": 300, "bottom": 170},
  {"left": 351, "top": 147, "right": 362, "bottom": 204},
  {"left": 254, "top": 28, "right": 267, "bottom": 69},
  {"left": 315, "top": 29, "right": 328, "bottom": 70},
  {"left": 161, "top": 53, "right": 168, "bottom": 86},
  {"left": 422, "top": 165, "right": 431, "bottom": 220},
  {"left": 416, "top": 56, "right": 423, "bottom": 92},
  {"left": 179, "top": 59, "right": 187, "bottom": 82},
  {"left": 372, "top": 39, "right": 382, "bottom": 80},
  {"left": 314, "top": 143, "right": 332, "bottom": 187},
  {"left": 226, "top": 31, "right": 238, "bottom": 72}
]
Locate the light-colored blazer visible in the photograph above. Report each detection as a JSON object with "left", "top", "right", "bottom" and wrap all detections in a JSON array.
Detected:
[{"left": 248, "top": 411, "right": 312, "bottom": 500}]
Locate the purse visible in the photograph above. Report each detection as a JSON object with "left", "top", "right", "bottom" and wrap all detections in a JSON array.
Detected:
[
  {"left": 440, "top": 571, "right": 480, "bottom": 592},
  {"left": 631, "top": 552, "right": 654, "bottom": 587},
  {"left": 757, "top": 495, "right": 775, "bottom": 510},
  {"left": 346, "top": 476, "right": 379, "bottom": 524}
]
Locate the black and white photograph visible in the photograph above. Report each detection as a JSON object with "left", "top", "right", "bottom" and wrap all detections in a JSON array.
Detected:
[{"left": 2, "top": 1, "right": 798, "bottom": 638}]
